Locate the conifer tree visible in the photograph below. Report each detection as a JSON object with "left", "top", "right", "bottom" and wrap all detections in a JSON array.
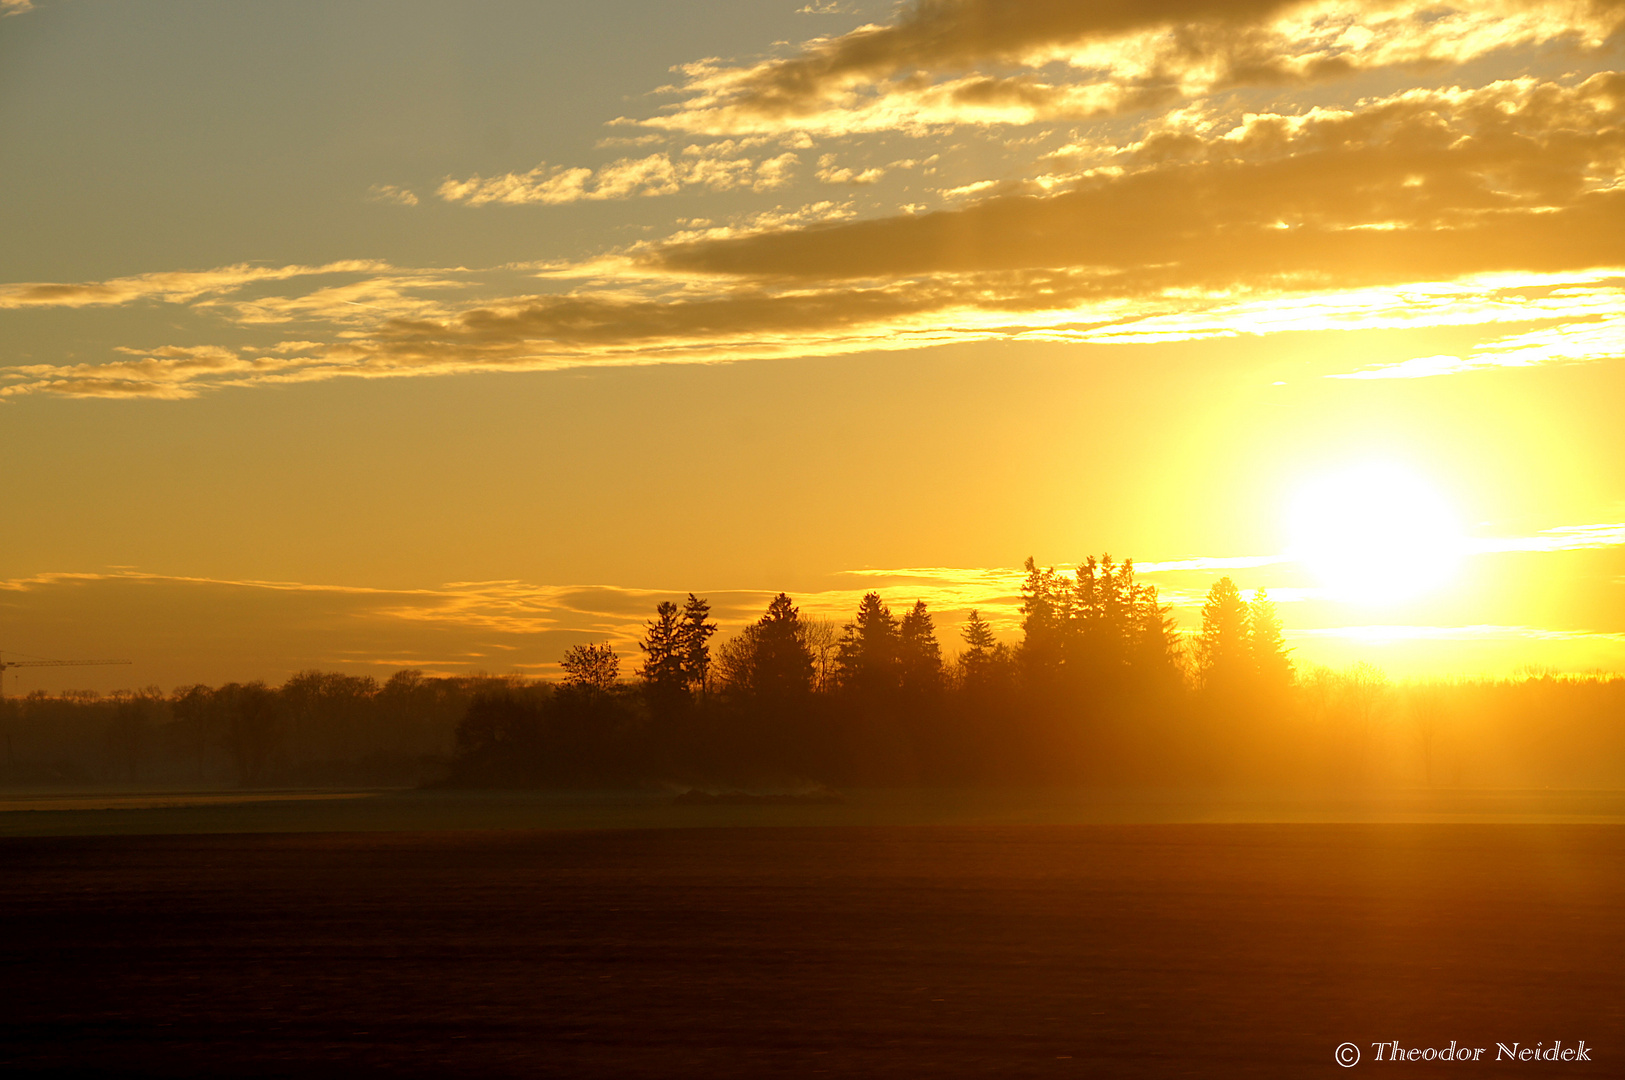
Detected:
[
  {"left": 1019, "top": 556, "right": 1068, "bottom": 677},
  {"left": 1247, "top": 587, "right": 1294, "bottom": 689},
  {"left": 638, "top": 601, "right": 688, "bottom": 708},
  {"left": 1196, "top": 577, "right": 1251, "bottom": 692},
  {"left": 957, "top": 609, "right": 1003, "bottom": 687},
  {"left": 961, "top": 609, "right": 996, "bottom": 655},
  {"left": 897, "top": 600, "right": 943, "bottom": 694},
  {"left": 1129, "top": 576, "right": 1182, "bottom": 682},
  {"left": 751, "top": 593, "right": 814, "bottom": 703},
  {"left": 676, "top": 593, "right": 718, "bottom": 696},
  {"left": 837, "top": 592, "right": 899, "bottom": 692}
]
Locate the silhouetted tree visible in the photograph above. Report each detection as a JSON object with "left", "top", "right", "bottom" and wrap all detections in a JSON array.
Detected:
[
  {"left": 1019, "top": 556, "right": 1068, "bottom": 680},
  {"left": 455, "top": 691, "right": 545, "bottom": 784},
  {"left": 1196, "top": 577, "right": 1251, "bottom": 693},
  {"left": 106, "top": 687, "right": 166, "bottom": 783},
  {"left": 897, "top": 600, "right": 943, "bottom": 695},
  {"left": 639, "top": 601, "right": 688, "bottom": 711},
  {"left": 1247, "top": 588, "right": 1293, "bottom": 690},
  {"left": 837, "top": 592, "right": 899, "bottom": 694},
  {"left": 676, "top": 594, "right": 718, "bottom": 696},
  {"left": 758, "top": 593, "right": 814, "bottom": 701},
  {"left": 561, "top": 642, "right": 620, "bottom": 692},
  {"left": 958, "top": 611, "right": 1016, "bottom": 691},
  {"left": 169, "top": 683, "right": 218, "bottom": 782},
  {"left": 281, "top": 670, "right": 380, "bottom": 771},
  {"left": 722, "top": 594, "right": 814, "bottom": 705},
  {"left": 801, "top": 615, "right": 841, "bottom": 694},
  {"left": 1073, "top": 555, "right": 1162, "bottom": 686},
  {"left": 960, "top": 610, "right": 996, "bottom": 667},
  {"left": 1126, "top": 569, "right": 1182, "bottom": 687},
  {"left": 219, "top": 681, "right": 281, "bottom": 786}
]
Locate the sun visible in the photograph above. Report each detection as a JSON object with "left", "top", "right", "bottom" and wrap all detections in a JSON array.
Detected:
[{"left": 1287, "top": 463, "right": 1466, "bottom": 605}]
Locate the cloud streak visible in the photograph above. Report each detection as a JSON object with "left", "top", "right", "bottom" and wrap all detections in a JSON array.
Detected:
[
  {"left": 0, "top": 260, "right": 390, "bottom": 310},
  {"left": 0, "top": 569, "right": 1005, "bottom": 678},
  {"left": 632, "top": 0, "right": 1625, "bottom": 135},
  {"left": 438, "top": 146, "right": 801, "bottom": 206},
  {"left": 7, "top": 66, "right": 1625, "bottom": 396},
  {"left": 649, "top": 74, "right": 1625, "bottom": 282}
]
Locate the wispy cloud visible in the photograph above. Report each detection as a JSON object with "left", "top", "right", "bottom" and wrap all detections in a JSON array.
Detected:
[
  {"left": 0, "top": 0, "right": 34, "bottom": 16},
  {"left": 438, "top": 146, "right": 801, "bottom": 206},
  {"left": 8, "top": 70, "right": 1625, "bottom": 397},
  {"left": 844, "top": 520, "right": 1625, "bottom": 600},
  {"left": 1332, "top": 313, "right": 1625, "bottom": 378},
  {"left": 366, "top": 184, "right": 419, "bottom": 206},
  {"left": 0, "top": 569, "right": 1013, "bottom": 678},
  {"left": 650, "top": 75, "right": 1625, "bottom": 282},
  {"left": 0, "top": 260, "right": 390, "bottom": 310},
  {"left": 1298, "top": 624, "right": 1625, "bottom": 644},
  {"left": 7, "top": 542, "right": 1622, "bottom": 685},
  {"left": 1471, "top": 523, "right": 1625, "bottom": 554},
  {"left": 631, "top": 0, "right": 1625, "bottom": 136}
]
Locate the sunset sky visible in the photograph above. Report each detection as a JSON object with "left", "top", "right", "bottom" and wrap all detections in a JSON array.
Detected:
[{"left": 3, "top": 0, "right": 1624, "bottom": 693}]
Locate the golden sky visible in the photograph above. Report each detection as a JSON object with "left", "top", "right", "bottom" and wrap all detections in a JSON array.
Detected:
[{"left": 2, "top": 0, "right": 1623, "bottom": 690}]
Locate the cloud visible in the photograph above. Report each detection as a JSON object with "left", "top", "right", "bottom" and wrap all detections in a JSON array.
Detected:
[
  {"left": 1333, "top": 311, "right": 1625, "bottom": 377},
  {"left": 846, "top": 520, "right": 1625, "bottom": 595},
  {"left": 366, "top": 184, "right": 419, "bottom": 206},
  {"left": 0, "top": 260, "right": 390, "bottom": 310},
  {"left": 1471, "top": 523, "right": 1625, "bottom": 554},
  {"left": 207, "top": 273, "right": 469, "bottom": 327},
  {"left": 632, "top": 0, "right": 1625, "bottom": 135},
  {"left": 6, "top": 267, "right": 1620, "bottom": 400},
  {"left": 0, "top": 0, "right": 33, "bottom": 15},
  {"left": 0, "top": 344, "right": 332, "bottom": 401},
  {"left": 438, "top": 146, "right": 801, "bottom": 206},
  {"left": 6, "top": 526, "right": 1621, "bottom": 685},
  {"left": 1298, "top": 624, "right": 1625, "bottom": 642},
  {"left": 814, "top": 153, "right": 885, "bottom": 184},
  {"left": 9, "top": 73, "right": 1624, "bottom": 399},
  {"left": 649, "top": 74, "right": 1625, "bottom": 282},
  {"left": 0, "top": 568, "right": 1004, "bottom": 685}
]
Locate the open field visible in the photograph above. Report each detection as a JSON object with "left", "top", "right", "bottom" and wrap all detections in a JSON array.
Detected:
[
  {"left": 3, "top": 820, "right": 1623, "bottom": 1077},
  {"left": 7, "top": 786, "right": 1625, "bottom": 836}
]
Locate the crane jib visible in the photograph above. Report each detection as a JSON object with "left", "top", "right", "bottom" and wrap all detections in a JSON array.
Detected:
[{"left": 0, "top": 654, "right": 133, "bottom": 701}]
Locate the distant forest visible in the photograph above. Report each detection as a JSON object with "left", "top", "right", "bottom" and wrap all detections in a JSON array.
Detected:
[{"left": 3, "top": 555, "right": 1624, "bottom": 790}]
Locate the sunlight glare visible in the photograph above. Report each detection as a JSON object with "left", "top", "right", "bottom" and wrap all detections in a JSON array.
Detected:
[{"left": 1288, "top": 463, "right": 1465, "bottom": 604}]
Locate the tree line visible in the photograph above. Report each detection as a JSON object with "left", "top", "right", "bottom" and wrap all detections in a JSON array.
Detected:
[
  {"left": 0, "top": 670, "right": 491, "bottom": 787},
  {"left": 4, "top": 555, "right": 1623, "bottom": 790},
  {"left": 444, "top": 557, "right": 1620, "bottom": 789}
]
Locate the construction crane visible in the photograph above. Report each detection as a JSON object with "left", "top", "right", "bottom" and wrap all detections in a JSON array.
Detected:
[{"left": 0, "top": 650, "right": 132, "bottom": 703}]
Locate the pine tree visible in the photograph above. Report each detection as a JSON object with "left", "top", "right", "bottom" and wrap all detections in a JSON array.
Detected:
[
  {"left": 1129, "top": 576, "right": 1182, "bottom": 684},
  {"left": 675, "top": 593, "right": 717, "bottom": 696},
  {"left": 961, "top": 609, "right": 996, "bottom": 654},
  {"left": 1073, "top": 554, "right": 1140, "bottom": 678},
  {"left": 1247, "top": 587, "right": 1294, "bottom": 690},
  {"left": 639, "top": 601, "right": 688, "bottom": 709},
  {"left": 1196, "top": 577, "right": 1251, "bottom": 692},
  {"left": 751, "top": 593, "right": 814, "bottom": 703},
  {"left": 897, "top": 600, "right": 943, "bottom": 694},
  {"left": 836, "top": 592, "right": 899, "bottom": 693},
  {"left": 957, "top": 609, "right": 999, "bottom": 687},
  {"left": 1019, "top": 556, "right": 1067, "bottom": 677}
]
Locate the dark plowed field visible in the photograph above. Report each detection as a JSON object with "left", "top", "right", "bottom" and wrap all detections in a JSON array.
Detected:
[{"left": 3, "top": 825, "right": 1621, "bottom": 1077}]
